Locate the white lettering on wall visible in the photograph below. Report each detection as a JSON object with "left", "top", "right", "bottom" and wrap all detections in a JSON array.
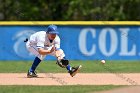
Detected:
[
  {"left": 119, "top": 28, "right": 136, "bottom": 56},
  {"left": 79, "top": 27, "right": 138, "bottom": 57},
  {"left": 99, "top": 28, "right": 118, "bottom": 56},
  {"left": 79, "top": 28, "right": 96, "bottom": 56}
]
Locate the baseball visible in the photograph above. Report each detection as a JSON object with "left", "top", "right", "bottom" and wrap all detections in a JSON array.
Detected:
[{"left": 101, "top": 60, "right": 105, "bottom": 64}]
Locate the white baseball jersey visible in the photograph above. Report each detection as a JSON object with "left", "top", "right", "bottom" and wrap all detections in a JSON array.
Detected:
[
  {"left": 26, "top": 31, "right": 65, "bottom": 60},
  {"left": 28, "top": 31, "right": 60, "bottom": 50}
]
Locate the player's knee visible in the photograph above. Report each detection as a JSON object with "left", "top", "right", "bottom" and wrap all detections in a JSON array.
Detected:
[
  {"left": 58, "top": 49, "right": 65, "bottom": 58},
  {"left": 38, "top": 55, "right": 45, "bottom": 60}
]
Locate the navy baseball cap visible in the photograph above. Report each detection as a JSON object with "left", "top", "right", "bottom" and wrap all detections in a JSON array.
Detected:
[{"left": 46, "top": 25, "right": 59, "bottom": 34}]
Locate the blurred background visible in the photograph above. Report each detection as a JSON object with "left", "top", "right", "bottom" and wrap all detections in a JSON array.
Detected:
[
  {"left": 0, "top": 0, "right": 140, "bottom": 61},
  {"left": 0, "top": 0, "right": 140, "bottom": 21}
]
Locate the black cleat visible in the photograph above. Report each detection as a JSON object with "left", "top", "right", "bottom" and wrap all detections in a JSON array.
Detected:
[
  {"left": 69, "top": 65, "right": 82, "bottom": 77},
  {"left": 27, "top": 70, "right": 38, "bottom": 78}
]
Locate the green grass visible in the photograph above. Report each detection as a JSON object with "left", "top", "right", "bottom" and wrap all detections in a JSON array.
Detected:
[
  {"left": 0, "top": 61, "right": 137, "bottom": 93},
  {"left": 0, "top": 60, "right": 140, "bottom": 73},
  {"left": 0, "top": 85, "right": 122, "bottom": 93}
]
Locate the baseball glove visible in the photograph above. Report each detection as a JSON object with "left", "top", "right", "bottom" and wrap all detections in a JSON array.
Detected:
[{"left": 56, "top": 59, "right": 69, "bottom": 68}]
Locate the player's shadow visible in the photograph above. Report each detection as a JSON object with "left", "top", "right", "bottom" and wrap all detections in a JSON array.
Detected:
[{"left": 18, "top": 76, "right": 45, "bottom": 78}]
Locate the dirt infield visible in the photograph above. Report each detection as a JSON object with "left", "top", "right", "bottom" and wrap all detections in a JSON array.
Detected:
[{"left": 0, "top": 73, "right": 140, "bottom": 85}]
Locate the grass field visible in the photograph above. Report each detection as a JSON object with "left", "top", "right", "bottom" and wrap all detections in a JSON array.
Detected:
[
  {"left": 0, "top": 85, "right": 122, "bottom": 93},
  {"left": 0, "top": 60, "right": 139, "bottom": 93},
  {"left": 0, "top": 60, "right": 140, "bottom": 73}
]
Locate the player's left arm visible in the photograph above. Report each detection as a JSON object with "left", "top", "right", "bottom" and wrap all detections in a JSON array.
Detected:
[
  {"left": 54, "top": 36, "right": 69, "bottom": 68},
  {"left": 55, "top": 50, "right": 64, "bottom": 60},
  {"left": 54, "top": 36, "right": 64, "bottom": 60}
]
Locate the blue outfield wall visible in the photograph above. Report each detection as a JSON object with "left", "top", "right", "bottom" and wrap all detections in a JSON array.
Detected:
[{"left": 0, "top": 25, "right": 140, "bottom": 60}]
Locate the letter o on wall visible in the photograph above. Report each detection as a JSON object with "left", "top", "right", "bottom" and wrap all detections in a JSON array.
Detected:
[{"left": 99, "top": 28, "right": 118, "bottom": 56}]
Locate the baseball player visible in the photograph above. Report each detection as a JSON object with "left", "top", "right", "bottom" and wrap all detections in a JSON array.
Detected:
[{"left": 25, "top": 25, "right": 81, "bottom": 78}]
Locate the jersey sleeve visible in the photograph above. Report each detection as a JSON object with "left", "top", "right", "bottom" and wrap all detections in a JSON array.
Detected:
[
  {"left": 54, "top": 36, "right": 60, "bottom": 50},
  {"left": 36, "top": 35, "right": 45, "bottom": 49}
]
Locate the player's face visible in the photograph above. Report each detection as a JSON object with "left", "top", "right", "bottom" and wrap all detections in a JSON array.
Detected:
[{"left": 48, "top": 34, "right": 56, "bottom": 40}]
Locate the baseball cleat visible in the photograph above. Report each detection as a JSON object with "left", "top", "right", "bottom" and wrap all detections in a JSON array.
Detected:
[
  {"left": 27, "top": 70, "right": 38, "bottom": 78},
  {"left": 69, "top": 65, "right": 82, "bottom": 77}
]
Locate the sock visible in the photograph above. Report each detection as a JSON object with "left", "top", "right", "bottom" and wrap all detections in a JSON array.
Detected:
[
  {"left": 66, "top": 64, "right": 72, "bottom": 71},
  {"left": 29, "top": 57, "right": 41, "bottom": 72}
]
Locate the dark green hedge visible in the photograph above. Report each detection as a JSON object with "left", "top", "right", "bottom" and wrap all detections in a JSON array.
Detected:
[{"left": 0, "top": 0, "right": 140, "bottom": 21}]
